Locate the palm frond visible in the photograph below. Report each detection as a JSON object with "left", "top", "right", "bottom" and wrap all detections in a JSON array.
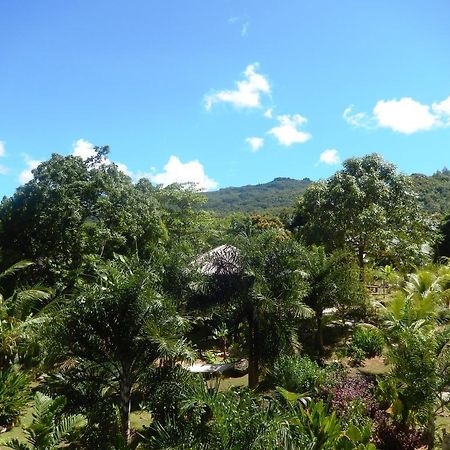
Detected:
[{"left": 0, "top": 261, "right": 34, "bottom": 281}]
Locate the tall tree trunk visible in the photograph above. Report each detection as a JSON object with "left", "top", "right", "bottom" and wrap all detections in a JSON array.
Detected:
[
  {"left": 247, "top": 305, "right": 259, "bottom": 389},
  {"left": 316, "top": 310, "right": 324, "bottom": 356},
  {"left": 358, "top": 245, "right": 365, "bottom": 282},
  {"left": 119, "top": 371, "right": 132, "bottom": 442},
  {"left": 426, "top": 413, "right": 435, "bottom": 450}
]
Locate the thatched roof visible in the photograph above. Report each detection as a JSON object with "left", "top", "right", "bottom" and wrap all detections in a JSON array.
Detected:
[{"left": 195, "top": 244, "right": 242, "bottom": 276}]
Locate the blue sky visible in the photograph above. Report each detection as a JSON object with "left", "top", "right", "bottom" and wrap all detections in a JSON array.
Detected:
[{"left": 1, "top": 0, "right": 449, "bottom": 197}]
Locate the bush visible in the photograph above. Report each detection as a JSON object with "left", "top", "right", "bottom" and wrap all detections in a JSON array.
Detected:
[
  {"left": 349, "top": 326, "right": 385, "bottom": 359},
  {"left": 373, "top": 419, "right": 425, "bottom": 450},
  {"left": 144, "top": 366, "right": 203, "bottom": 424},
  {"left": 271, "top": 355, "right": 324, "bottom": 394},
  {"left": 326, "top": 375, "right": 375, "bottom": 416},
  {"left": 0, "top": 367, "right": 31, "bottom": 428}
]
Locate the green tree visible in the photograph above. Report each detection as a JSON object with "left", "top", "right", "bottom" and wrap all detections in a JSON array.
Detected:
[
  {"left": 0, "top": 149, "right": 166, "bottom": 287},
  {"left": 437, "top": 213, "right": 450, "bottom": 258},
  {"left": 198, "top": 232, "right": 312, "bottom": 388},
  {"left": 42, "top": 257, "right": 193, "bottom": 442},
  {"left": 302, "top": 247, "right": 367, "bottom": 355},
  {"left": 297, "top": 153, "right": 434, "bottom": 279}
]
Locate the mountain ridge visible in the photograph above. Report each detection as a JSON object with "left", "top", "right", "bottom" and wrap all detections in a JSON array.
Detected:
[{"left": 203, "top": 170, "right": 450, "bottom": 216}]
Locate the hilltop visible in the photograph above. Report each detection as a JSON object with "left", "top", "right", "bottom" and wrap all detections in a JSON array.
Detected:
[{"left": 204, "top": 169, "right": 450, "bottom": 216}]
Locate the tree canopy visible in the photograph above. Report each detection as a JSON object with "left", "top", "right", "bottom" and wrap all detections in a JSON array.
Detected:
[{"left": 296, "top": 153, "right": 435, "bottom": 276}]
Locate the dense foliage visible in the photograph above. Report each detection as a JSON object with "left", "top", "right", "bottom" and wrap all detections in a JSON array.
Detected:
[
  {"left": 0, "top": 150, "right": 448, "bottom": 449},
  {"left": 203, "top": 169, "right": 450, "bottom": 218}
]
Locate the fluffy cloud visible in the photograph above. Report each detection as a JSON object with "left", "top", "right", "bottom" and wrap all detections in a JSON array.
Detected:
[
  {"left": 245, "top": 137, "right": 264, "bottom": 152},
  {"left": 72, "top": 138, "right": 97, "bottom": 159},
  {"left": 268, "top": 114, "right": 311, "bottom": 146},
  {"left": 149, "top": 155, "right": 218, "bottom": 191},
  {"left": 19, "top": 155, "right": 42, "bottom": 184},
  {"left": 319, "top": 149, "right": 340, "bottom": 165},
  {"left": 374, "top": 98, "right": 436, "bottom": 134},
  {"left": 205, "top": 63, "right": 270, "bottom": 111},
  {"left": 72, "top": 138, "right": 131, "bottom": 176},
  {"left": 432, "top": 96, "right": 450, "bottom": 125},
  {"left": 0, "top": 141, "right": 5, "bottom": 157},
  {"left": 344, "top": 95, "right": 450, "bottom": 134}
]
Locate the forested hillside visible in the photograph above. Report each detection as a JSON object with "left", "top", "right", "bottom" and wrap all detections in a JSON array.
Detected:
[
  {"left": 204, "top": 169, "right": 450, "bottom": 216},
  {"left": 411, "top": 168, "right": 450, "bottom": 215},
  {"left": 203, "top": 177, "right": 312, "bottom": 214}
]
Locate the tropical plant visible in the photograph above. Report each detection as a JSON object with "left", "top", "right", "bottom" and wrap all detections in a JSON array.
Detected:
[
  {"left": 0, "top": 367, "right": 31, "bottom": 429},
  {"left": 0, "top": 260, "right": 51, "bottom": 369},
  {"left": 41, "top": 257, "right": 194, "bottom": 442},
  {"left": 348, "top": 326, "right": 385, "bottom": 359},
  {"left": 302, "top": 247, "right": 367, "bottom": 354},
  {"left": 271, "top": 354, "right": 325, "bottom": 394},
  {"left": 277, "top": 388, "right": 376, "bottom": 450},
  {"left": 230, "top": 231, "right": 313, "bottom": 387},
  {"left": 143, "top": 384, "right": 296, "bottom": 449},
  {"left": 5, "top": 392, "right": 85, "bottom": 450}
]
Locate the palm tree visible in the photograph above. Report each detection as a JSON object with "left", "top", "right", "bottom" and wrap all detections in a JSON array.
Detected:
[
  {"left": 302, "top": 247, "right": 366, "bottom": 355},
  {"left": 41, "top": 257, "right": 194, "bottom": 442},
  {"left": 197, "top": 231, "right": 313, "bottom": 388},
  {"left": 0, "top": 260, "right": 51, "bottom": 369}
]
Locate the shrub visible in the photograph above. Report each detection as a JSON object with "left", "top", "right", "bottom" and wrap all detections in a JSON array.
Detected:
[
  {"left": 326, "top": 375, "right": 375, "bottom": 415},
  {"left": 373, "top": 419, "right": 425, "bottom": 450},
  {"left": 271, "top": 355, "right": 324, "bottom": 394},
  {"left": 0, "top": 367, "right": 31, "bottom": 428},
  {"left": 144, "top": 366, "right": 203, "bottom": 424},
  {"left": 349, "top": 326, "right": 385, "bottom": 359}
]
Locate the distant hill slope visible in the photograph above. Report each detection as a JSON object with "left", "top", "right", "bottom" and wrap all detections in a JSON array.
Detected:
[
  {"left": 411, "top": 169, "right": 450, "bottom": 215},
  {"left": 204, "top": 170, "right": 450, "bottom": 217},
  {"left": 203, "top": 177, "right": 312, "bottom": 215}
]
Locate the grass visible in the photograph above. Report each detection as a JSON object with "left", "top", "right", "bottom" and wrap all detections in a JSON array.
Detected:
[
  {"left": 357, "top": 356, "right": 390, "bottom": 376},
  {"left": 0, "top": 403, "right": 32, "bottom": 449}
]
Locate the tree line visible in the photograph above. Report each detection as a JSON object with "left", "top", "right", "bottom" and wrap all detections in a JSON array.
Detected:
[{"left": 0, "top": 149, "right": 449, "bottom": 449}]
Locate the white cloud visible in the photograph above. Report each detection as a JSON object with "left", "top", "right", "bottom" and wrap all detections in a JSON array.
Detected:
[
  {"left": 374, "top": 98, "right": 436, "bottom": 134},
  {"left": 19, "top": 155, "right": 41, "bottom": 184},
  {"left": 343, "top": 105, "right": 372, "bottom": 128},
  {"left": 116, "top": 162, "right": 132, "bottom": 177},
  {"left": 319, "top": 149, "right": 340, "bottom": 165},
  {"left": 0, "top": 141, "right": 5, "bottom": 157},
  {"left": 72, "top": 138, "right": 97, "bottom": 159},
  {"left": 432, "top": 95, "right": 450, "bottom": 125},
  {"left": 205, "top": 63, "right": 270, "bottom": 111},
  {"left": 246, "top": 137, "right": 264, "bottom": 152},
  {"left": 72, "top": 138, "right": 131, "bottom": 176},
  {"left": 344, "top": 95, "right": 450, "bottom": 134},
  {"left": 268, "top": 114, "right": 311, "bottom": 146},
  {"left": 149, "top": 155, "right": 218, "bottom": 191},
  {"left": 264, "top": 108, "right": 273, "bottom": 118}
]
